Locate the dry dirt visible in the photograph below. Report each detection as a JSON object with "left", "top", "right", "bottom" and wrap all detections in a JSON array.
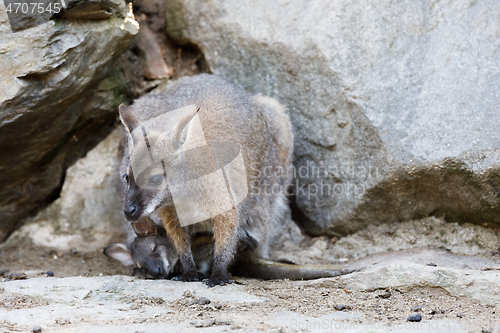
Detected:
[{"left": 1, "top": 220, "right": 500, "bottom": 333}]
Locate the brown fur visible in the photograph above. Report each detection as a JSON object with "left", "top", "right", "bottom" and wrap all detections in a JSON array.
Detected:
[{"left": 159, "top": 206, "right": 187, "bottom": 251}]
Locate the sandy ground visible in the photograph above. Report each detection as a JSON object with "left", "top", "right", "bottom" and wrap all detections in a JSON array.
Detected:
[
  {"left": 0, "top": 273, "right": 498, "bottom": 333},
  {"left": 1, "top": 218, "right": 499, "bottom": 333}
]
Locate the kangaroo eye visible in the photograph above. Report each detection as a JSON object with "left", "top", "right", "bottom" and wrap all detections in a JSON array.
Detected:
[
  {"left": 150, "top": 242, "right": 157, "bottom": 253},
  {"left": 148, "top": 174, "right": 163, "bottom": 186},
  {"left": 123, "top": 174, "right": 129, "bottom": 182}
]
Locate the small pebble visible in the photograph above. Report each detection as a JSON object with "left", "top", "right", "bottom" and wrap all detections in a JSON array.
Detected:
[
  {"left": 197, "top": 297, "right": 211, "bottom": 305},
  {"left": 33, "top": 326, "right": 42, "bottom": 333},
  {"left": 336, "top": 304, "right": 347, "bottom": 311},
  {"left": 456, "top": 312, "right": 463, "bottom": 318},
  {"left": 412, "top": 305, "right": 424, "bottom": 312},
  {"left": 46, "top": 271, "right": 54, "bottom": 277},
  {"left": 482, "top": 328, "right": 493, "bottom": 333},
  {"left": 407, "top": 314, "right": 422, "bottom": 322},
  {"left": 427, "top": 262, "right": 437, "bottom": 267},
  {"left": 428, "top": 308, "right": 447, "bottom": 315},
  {"left": 0, "top": 269, "right": 9, "bottom": 276},
  {"left": 194, "top": 318, "right": 216, "bottom": 328},
  {"left": 376, "top": 288, "right": 392, "bottom": 299}
]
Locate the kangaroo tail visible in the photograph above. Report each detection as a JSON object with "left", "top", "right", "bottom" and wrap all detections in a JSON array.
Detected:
[{"left": 233, "top": 257, "right": 362, "bottom": 280}]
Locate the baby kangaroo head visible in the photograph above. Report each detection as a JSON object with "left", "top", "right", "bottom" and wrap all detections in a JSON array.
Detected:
[
  {"left": 103, "top": 237, "right": 179, "bottom": 279},
  {"left": 130, "top": 235, "right": 179, "bottom": 278},
  {"left": 119, "top": 104, "right": 201, "bottom": 221},
  {"left": 104, "top": 217, "right": 180, "bottom": 279}
]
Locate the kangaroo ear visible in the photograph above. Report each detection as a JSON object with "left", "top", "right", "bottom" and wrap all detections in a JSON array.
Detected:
[
  {"left": 131, "top": 217, "right": 159, "bottom": 236},
  {"left": 169, "top": 106, "right": 200, "bottom": 150},
  {"left": 103, "top": 243, "right": 135, "bottom": 266},
  {"left": 119, "top": 104, "right": 141, "bottom": 135}
]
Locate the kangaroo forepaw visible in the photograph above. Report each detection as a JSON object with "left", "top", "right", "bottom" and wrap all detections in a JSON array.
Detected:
[
  {"left": 203, "top": 275, "right": 233, "bottom": 287},
  {"left": 171, "top": 273, "right": 200, "bottom": 282}
]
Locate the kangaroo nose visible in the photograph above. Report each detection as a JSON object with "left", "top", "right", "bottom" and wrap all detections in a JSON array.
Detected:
[
  {"left": 124, "top": 202, "right": 138, "bottom": 220},
  {"left": 151, "top": 266, "right": 163, "bottom": 278}
]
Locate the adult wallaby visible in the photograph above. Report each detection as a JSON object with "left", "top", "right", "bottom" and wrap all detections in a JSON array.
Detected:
[{"left": 118, "top": 74, "right": 294, "bottom": 286}]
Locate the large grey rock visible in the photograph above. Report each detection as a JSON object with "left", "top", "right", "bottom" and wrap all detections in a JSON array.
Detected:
[
  {"left": 298, "top": 248, "right": 500, "bottom": 307},
  {"left": 0, "top": 0, "right": 138, "bottom": 241},
  {"left": 166, "top": 0, "right": 500, "bottom": 236}
]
